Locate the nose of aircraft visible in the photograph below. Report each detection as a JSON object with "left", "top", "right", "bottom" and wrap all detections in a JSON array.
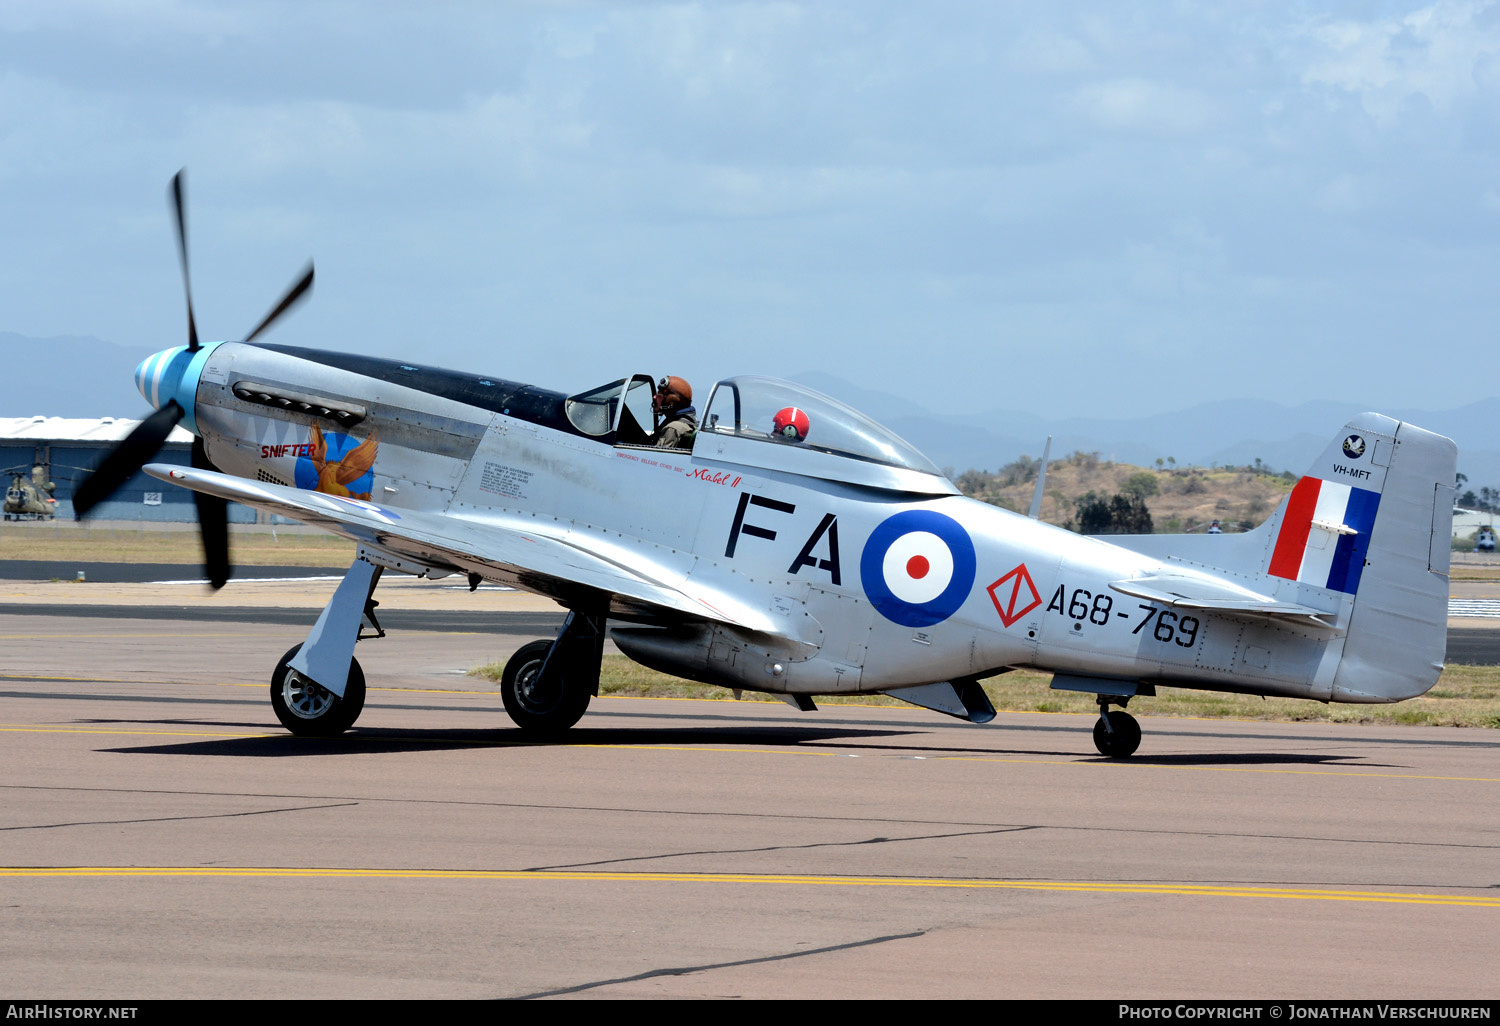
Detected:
[
  {"left": 132, "top": 340, "right": 226, "bottom": 436},
  {"left": 134, "top": 346, "right": 188, "bottom": 410}
]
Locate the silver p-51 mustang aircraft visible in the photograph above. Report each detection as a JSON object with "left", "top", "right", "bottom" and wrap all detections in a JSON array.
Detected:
[{"left": 75, "top": 175, "right": 1458, "bottom": 757}]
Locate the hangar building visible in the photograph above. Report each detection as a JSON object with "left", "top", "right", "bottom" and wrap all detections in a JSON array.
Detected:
[{"left": 0, "top": 416, "right": 255, "bottom": 522}]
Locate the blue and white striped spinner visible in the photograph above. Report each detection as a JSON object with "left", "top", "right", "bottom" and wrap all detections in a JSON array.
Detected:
[{"left": 133, "top": 341, "right": 226, "bottom": 436}]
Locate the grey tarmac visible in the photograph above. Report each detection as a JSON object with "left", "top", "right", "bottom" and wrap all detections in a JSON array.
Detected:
[{"left": 0, "top": 592, "right": 1497, "bottom": 1000}]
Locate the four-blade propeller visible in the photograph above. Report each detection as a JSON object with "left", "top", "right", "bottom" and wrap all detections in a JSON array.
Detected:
[{"left": 71, "top": 170, "right": 314, "bottom": 589}]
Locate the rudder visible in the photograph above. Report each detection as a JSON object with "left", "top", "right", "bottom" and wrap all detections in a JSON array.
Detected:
[{"left": 1265, "top": 414, "right": 1455, "bottom": 701}]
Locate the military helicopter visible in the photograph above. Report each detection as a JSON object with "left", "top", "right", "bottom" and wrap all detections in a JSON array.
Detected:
[
  {"left": 3, "top": 465, "right": 58, "bottom": 520},
  {"left": 73, "top": 174, "right": 1458, "bottom": 757}
]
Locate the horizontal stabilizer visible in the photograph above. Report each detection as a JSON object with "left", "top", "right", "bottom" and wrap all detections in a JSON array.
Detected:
[{"left": 1109, "top": 574, "right": 1333, "bottom": 625}]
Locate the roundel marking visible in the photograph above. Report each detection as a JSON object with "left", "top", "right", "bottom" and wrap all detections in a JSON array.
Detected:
[
  {"left": 860, "top": 510, "right": 976, "bottom": 627},
  {"left": 881, "top": 531, "right": 953, "bottom": 604}
]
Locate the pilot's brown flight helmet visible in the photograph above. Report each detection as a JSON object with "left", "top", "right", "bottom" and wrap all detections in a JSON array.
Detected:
[{"left": 654, "top": 375, "right": 692, "bottom": 415}]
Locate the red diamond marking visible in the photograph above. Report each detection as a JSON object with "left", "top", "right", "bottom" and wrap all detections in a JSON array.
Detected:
[{"left": 987, "top": 564, "right": 1042, "bottom": 628}]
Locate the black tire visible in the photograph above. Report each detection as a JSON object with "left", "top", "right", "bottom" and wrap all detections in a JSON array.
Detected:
[
  {"left": 270, "top": 643, "right": 366, "bottom": 736},
  {"left": 1092, "top": 710, "right": 1141, "bottom": 758},
  {"left": 501, "top": 639, "right": 591, "bottom": 735}
]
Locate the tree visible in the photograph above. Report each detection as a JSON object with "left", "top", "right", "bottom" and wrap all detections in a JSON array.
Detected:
[
  {"left": 1070, "top": 491, "right": 1153, "bottom": 535},
  {"left": 1121, "top": 472, "right": 1159, "bottom": 499},
  {"left": 998, "top": 456, "right": 1039, "bottom": 487},
  {"left": 1071, "top": 492, "right": 1112, "bottom": 535},
  {"left": 955, "top": 469, "right": 989, "bottom": 495},
  {"left": 1108, "top": 493, "right": 1154, "bottom": 533}
]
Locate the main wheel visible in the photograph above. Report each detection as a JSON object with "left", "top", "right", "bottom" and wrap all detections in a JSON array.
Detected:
[
  {"left": 501, "top": 639, "right": 592, "bottom": 735},
  {"left": 1092, "top": 710, "right": 1141, "bottom": 758},
  {"left": 270, "top": 644, "right": 366, "bottom": 736}
]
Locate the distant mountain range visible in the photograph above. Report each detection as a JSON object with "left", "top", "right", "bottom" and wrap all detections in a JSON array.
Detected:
[
  {"left": 791, "top": 371, "right": 1500, "bottom": 489},
  {"left": 3, "top": 333, "right": 1493, "bottom": 487},
  {"left": 3, "top": 333, "right": 155, "bottom": 419}
]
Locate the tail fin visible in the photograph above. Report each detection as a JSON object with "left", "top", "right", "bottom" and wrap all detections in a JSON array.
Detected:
[{"left": 1263, "top": 414, "right": 1456, "bottom": 701}]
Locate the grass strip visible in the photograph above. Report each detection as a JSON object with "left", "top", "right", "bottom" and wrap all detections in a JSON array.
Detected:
[
  {"left": 470, "top": 656, "right": 1500, "bottom": 728},
  {"left": 0, "top": 527, "right": 354, "bottom": 566}
]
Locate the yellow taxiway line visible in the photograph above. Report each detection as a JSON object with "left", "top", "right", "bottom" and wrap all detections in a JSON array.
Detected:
[{"left": 1, "top": 866, "right": 1496, "bottom": 906}]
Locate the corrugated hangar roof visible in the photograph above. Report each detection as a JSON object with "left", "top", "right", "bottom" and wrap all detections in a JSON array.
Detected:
[{"left": 0, "top": 416, "right": 193, "bottom": 444}]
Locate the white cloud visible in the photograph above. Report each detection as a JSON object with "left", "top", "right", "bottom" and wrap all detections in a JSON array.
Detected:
[
  {"left": 4, "top": 1, "right": 1500, "bottom": 419},
  {"left": 1300, "top": 0, "right": 1500, "bottom": 122},
  {"left": 1071, "top": 77, "right": 1216, "bottom": 136},
  {"left": 1005, "top": 27, "right": 1093, "bottom": 75}
]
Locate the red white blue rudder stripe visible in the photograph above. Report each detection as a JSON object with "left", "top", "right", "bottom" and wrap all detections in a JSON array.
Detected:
[{"left": 1268, "top": 476, "right": 1380, "bottom": 595}]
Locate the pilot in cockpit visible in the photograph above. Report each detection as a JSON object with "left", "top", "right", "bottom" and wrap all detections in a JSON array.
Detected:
[
  {"left": 651, "top": 376, "right": 698, "bottom": 450},
  {"left": 772, "top": 406, "right": 810, "bottom": 443}
]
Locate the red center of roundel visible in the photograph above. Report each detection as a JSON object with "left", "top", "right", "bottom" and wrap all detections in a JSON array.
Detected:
[{"left": 906, "top": 555, "right": 930, "bottom": 579}]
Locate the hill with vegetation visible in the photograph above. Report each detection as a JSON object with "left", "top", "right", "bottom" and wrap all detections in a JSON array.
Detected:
[{"left": 954, "top": 452, "right": 1297, "bottom": 534}]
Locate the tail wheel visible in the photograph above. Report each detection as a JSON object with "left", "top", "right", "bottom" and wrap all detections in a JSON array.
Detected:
[
  {"left": 501, "top": 639, "right": 592, "bottom": 735},
  {"left": 1092, "top": 710, "right": 1141, "bottom": 758},
  {"left": 270, "top": 643, "right": 366, "bottom": 736}
]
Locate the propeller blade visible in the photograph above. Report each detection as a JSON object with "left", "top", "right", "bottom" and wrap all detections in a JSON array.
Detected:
[
  {"left": 243, "top": 262, "right": 314, "bottom": 343},
  {"left": 169, "top": 170, "right": 201, "bottom": 352},
  {"left": 191, "top": 436, "right": 231, "bottom": 589},
  {"left": 72, "top": 401, "right": 183, "bottom": 519}
]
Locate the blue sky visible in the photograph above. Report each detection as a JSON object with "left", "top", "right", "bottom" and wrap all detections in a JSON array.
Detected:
[{"left": 3, "top": 1, "right": 1498, "bottom": 419}]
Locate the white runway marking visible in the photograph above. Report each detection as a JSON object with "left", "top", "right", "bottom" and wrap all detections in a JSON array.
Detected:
[
  {"left": 1448, "top": 599, "right": 1500, "bottom": 618},
  {"left": 148, "top": 575, "right": 345, "bottom": 585}
]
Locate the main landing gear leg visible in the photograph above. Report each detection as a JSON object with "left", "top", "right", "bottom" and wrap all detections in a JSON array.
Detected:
[
  {"left": 501, "top": 601, "right": 607, "bottom": 736},
  {"left": 1092, "top": 695, "right": 1142, "bottom": 758},
  {"left": 271, "top": 557, "right": 384, "bottom": 736}
]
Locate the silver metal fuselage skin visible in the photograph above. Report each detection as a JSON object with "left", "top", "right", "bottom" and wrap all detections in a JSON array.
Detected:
[{"left": 149, "top": 340, "right": 1442, "bottom": 705}]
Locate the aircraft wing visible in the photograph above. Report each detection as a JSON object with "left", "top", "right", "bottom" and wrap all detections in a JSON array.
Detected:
[
  {"left": 142, "top": 464, "right": 791, "bottom": 637},
  {"left": 1108, "top": 574, "right": 1335, "bottom": 626}
]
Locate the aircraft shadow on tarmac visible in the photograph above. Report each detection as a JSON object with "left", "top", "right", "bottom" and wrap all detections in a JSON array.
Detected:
[
  {"left": 1101, "top": 752, "right": 1395, "bottom": 767},
  {"left": 96, "top": 723, "right": 919, "bottom": 757},
  {"left": 87, "top": 720, "right": 1397, "bottom": 767}
]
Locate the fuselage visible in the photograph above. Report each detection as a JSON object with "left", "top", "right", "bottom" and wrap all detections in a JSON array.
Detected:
[{"left": 135, "top": 340, "right": 1358, "bottom": 702}]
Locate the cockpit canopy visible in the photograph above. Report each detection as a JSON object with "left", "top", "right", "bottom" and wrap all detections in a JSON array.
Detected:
[
  {"left": 701, "top": 377, "right": 934, "bottom": 469},
  {"left": 562, "top": 373, "right": 956, "bottom": 495},
  {"left": 563, "top": 374, "right": 657, "bottom": 445},
  {"left": 699, "top": 376, "right": 956, "bottom": 495}
]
